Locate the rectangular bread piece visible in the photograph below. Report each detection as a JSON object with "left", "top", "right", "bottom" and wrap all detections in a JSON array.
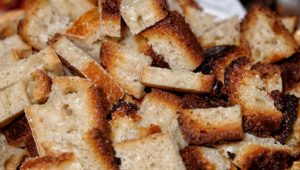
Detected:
[
  {"left": 115, "top": 133, "right": 186, "bottom": 170},
  {"left": 51, "top": 35, "right": 124, "bottom": 104},
  {"left": 141, "top": 66, "right": 215, "bottom": 93},
  {"left": 178, "top": 105, "right": 243, "bottom": 145},
  {"left": 101, "top": 40, "right": 152, "bottom": 99},
  {"left": 25, "top": 77, "right": 119, "bottom": 170},
  {"left": 120, "top": 0, "right": 168, "bottom": 34}
]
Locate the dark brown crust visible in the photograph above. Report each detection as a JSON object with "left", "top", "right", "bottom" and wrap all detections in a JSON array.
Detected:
[
  {"left": 240, "top": 5, "right": 298, "bottom": 63},
  {"left": 178, "top": 110, "right": 243, "bottom": 145},
  {"left": 20, "top": 152, "right": 75, "bottom": 170},
  {"left": 25, "top": 135, "right": 39, "bottom": 157},
  {"left": 141, "top": 11, "right": 203, "bottom": 69},
  {"left": 144, "top": 47, "right": 170, "bottom": 69},
  {"left": 180, "top": 94, "right": 230, "bottom": 109},
  {"left": 252, "top": 63, "right": 281, "bottom": 81},
  {"left": 238, "top": 145, "right": 293, "bottom": 170},
  {"left": 180, "top": 146, "right": 214, "bottom": 170},
  {"left": 111, "top": 99, "right": 140, "bottom": 121},
  {"left": 100, "top": 0, "right": 120, "bottom": 21}
]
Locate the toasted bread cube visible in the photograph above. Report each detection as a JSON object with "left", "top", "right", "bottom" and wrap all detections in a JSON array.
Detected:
[
  {"left": 142, "top": 11, "right": 203, "bottom": 71},
  {"left": 180, "top": 146, "right": 235, "bottom": 170},
  {"left": 120, "top": 0, "right": 168, "bottom": 34},
  {"left": 138, "top": 89, "right": 187, "bottom": 148},
  {"left": 218, "top": 133, "right": 293, "bottom": 170},
  {"left": 0, "top": 10, "right": 24, "bottom": 39},
  {"left": 52, "top": 36, "right": 124, "bottom": 104},
  {"left": 281, "top": 16, "right": 298, "bottom": 34},
  {"left": 115, "top": 133, "right": 186, "bottom": 170},
  {"left": 99, "top": 0, "right": 121, "bottom": 37},
  {"left": 141, "top": 66, "right": 215, "bottom": 93},
  {"left": 241, "top": 5, "right": 298, "bottom": 63},
  {"left": 178, "top": 105, "right": 243, "bottom": 145},
  {"left": 25, "top": 77, "right": 119, "bottom": 170},
  {"left": 0, "top": 134, "right": 28, "bottom": 170},
  {"left": 101, "top": 40, "right": 152, "bottom": 99}
]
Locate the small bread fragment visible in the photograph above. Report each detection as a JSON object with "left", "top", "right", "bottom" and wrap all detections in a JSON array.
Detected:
[
  {"left": 225, "top": 57, "right": 282, "bottom": 136},
  {"left": 218, "top": 133, "right": 294, "bottom": 170},
  {"left": 0, "top": 9, "right": 24, "bottom": 39},
  {"left": 281, "top": 16, "right": 298, "bottom": 34},
  {"left": 291, "top": 161, "right": 300, "bottom": 170},
  {"left": 98, "top": 0, "right": 121, "bottom": 37},
  {"left": 101, "top": 40, "right": 152, "bottom": 99},
  {"left": 0, "top": 133, "right": 28, "bottom": 170},
  {"left": 120, "top": 0, "right": 168, "bottom": 34},
  {"left": 180, "top": 146, "right": 235, "bottom": 170},
  {"left": 138, "top": 89, "right": 187, "bottom": 148},
  {"left": 20, "top": 152, "right": 81, "bottom": 170},
  {"left": 51, "top": 35, "right": 124, "bottom": 104},
  {"left": 178, "top": 105, "right": 243, "bottom": 145},
  {"left": 141, "top": 11, "right": 203, "bottom": 71},
  {"left": 0, "top": 47, "right": 62, "bottom": 90},
  {"left": 241, "top": 5, "right": 298, "bottom": 63},
  {"left": 141, "top": 66, "right": 215, "bottom": 93},
  {"left": 115, "top": 133, "right": 186, "bottom": 170},
  {"left": 25, "top": 77, "right": 119, "bottom": 170}
]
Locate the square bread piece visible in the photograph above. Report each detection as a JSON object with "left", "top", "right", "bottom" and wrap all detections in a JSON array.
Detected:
[
  {"left": 178, "top": 105, "right": 243, "bottom": 145},
  {"left": 25, "top": 77, "right": 119, "bottom": 170},
  {"left": 120, "top": 0, "right": 168, "bottom": 34},
  {"left": 52, "top": 36, "right": 124, "bottom": 104},
  {"left": 137, "top": 89, "right": 187, "bottom": 148},
  {"left": 141, "top": 66, "right": 215, "bottom": 93},
  {"left": 101, "top": 40, "right": 152, "bottom": 99},
  {"left": 115, "top": 133, "right": 186, "bottom": 170},
  {"left": 141, "top": 11, "right": 203, "bottom": 71},
  {"left": 241, "top": 5, "right": 298, "bottom": 63},
  {"left": 180, "top": 146, "right": 235, "bottom": 170},
  {"left": 99, "top": 0, "right": 121, "bottom": 37}
]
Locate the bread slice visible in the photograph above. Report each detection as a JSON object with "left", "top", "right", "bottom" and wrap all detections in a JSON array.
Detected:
[
  {"left": 25, "top": 76, "right": 119, "bottom": 170},
  {"left": 137, "top": 89, "right": 187, "bottom": 148},
  {"left": 0, "top": 47, "right": 62, "bottom": 90},
  {"left": 141, "top": 11, "right": 203, "bottom": 71},
  {"left": 20, "top": 152, "right": 81, "bottom": 170},
  {"left": 180, "top": 146, "right": 235, "bottom": 170},
  {"left": 98, "top": 0, "right": 121, "bottom": 37},
  {"left": 199, "top": 17, "right": 240, "bottom": 48},
  {"left": 51, "top": 35, "right": 124, "bottom": 104},
  {"left": 281, "top": 16, "right": 298, "bottom": 34},
  {"left": 65, "top": 8, "right": 101, "bottom": 60},
  {"left": 241, "top": 5, "right": 298, "bottom": 63},
  {"left": 141, "top": 66, "right": 215, "bottom": 93},
  {"left": 0, "top": 133, "right": 28, "bottom": 170},
  {"left": 0, "top": 9, "right": 24, "bottom": 39},
  {"left": 120, "top": 0, "right": 168, "bottom": 34},
  {"left": 18, "top": 0, "right": 94, "bottom": 50},
  {"left": 218, "top": 133, "right": 294, "bottom": 170},
  {"left": 101, "top": 40, "right": 152, "bottom": 99},
  {"left": 178, "top": 105, "right": 243, "bottom": 145},
  {"left": 115, "top": 133, "right": 186, "bottom": 170},
  {"left": 0, "top": 35, "right": 32, "bottom": 67},
  {"left": 225, "top": 57, "right": 282, "bottom": 136}
]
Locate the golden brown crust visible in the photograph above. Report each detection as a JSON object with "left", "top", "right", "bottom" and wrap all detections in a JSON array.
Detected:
[
  {"left": 0, "top": 10, "right": 24, "bottom": 39},
  {"left": 151, "top": 0, "right": 169, "bottom": 19},
  {"left": 29, "top": 70, "right": 52, "bottom": 104},
  {"left": 141, "top": 11, "right": 203, "bottom": 69},
  {"left": 240, "top": 5, "right": 298, "bottom": 63},
  {"left": 178, "top": 110, "right": 243, "bottom": 145},
  {"left": 149, "top": 89, "right": 182, "bottom": 108},
  {"left": 20, "top": 152, "right": 75, "bottom": 170},
  {"left": 99, "top": 0, "right": 120, "bottom": 22},
  {"left": 100, "top": 40, "right": 119, "bottom": 71},
  {"left": 180, "top": 146, "right": 214, "bottom": 170}
]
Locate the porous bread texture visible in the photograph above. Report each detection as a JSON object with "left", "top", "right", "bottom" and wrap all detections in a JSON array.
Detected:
[
  {"left": 285, "top": 104, "right": 300, "bottom": 154},
  {"left": 120, "top": 0, "right": 168, "bottom": 34},
  {"left": 0, "top": 133, "right": 28, "bottom": 170},
  {"left": 141, "top": 11, "right": 203, "bottom": 71},
  {"left": 141, "top": 66, "right": 215, "bottom": 93},
  {"left": 137, "top": 89, "right": 187, "bottom": 148},
  {"left": 180, "top": 146, "right": 234, "bottom": 170},
  {"left": 0, "top": 47, "right": 62, "bottom": 90},
  {"left": 51, "top": 35, "right": 124, "bottom": 104},
  {"left": 25, "top": 77, "right": 119, "bottom": 170},
  {"left": 166, "top": 0, "right": 183, "bottom": 14},
  {"left": 218, "top": 133, "right": 293, "bottom": 170},
  {"left": 281, "top": 16, "right": 298, "bottom": 34},
  {"left": 18, "top": 0, "right": 94, "bottom": 50},
  {"left": 101, "top": 40, "right": 152, "bottom": 99},
  {"left": 178, "top": 105, "right": 243, "bottom": 145},
  {"left": 0, "top": 9, "right": 24, "bottom": 39},
  {"left": 241, "top": 5, "right": 298, "bottom": 63},
  {"left": 115, "top": 133, "right": 186, "bottom": 170},
  {"left": 98, "top": 0, "right": 121, "bottom": 37}
]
